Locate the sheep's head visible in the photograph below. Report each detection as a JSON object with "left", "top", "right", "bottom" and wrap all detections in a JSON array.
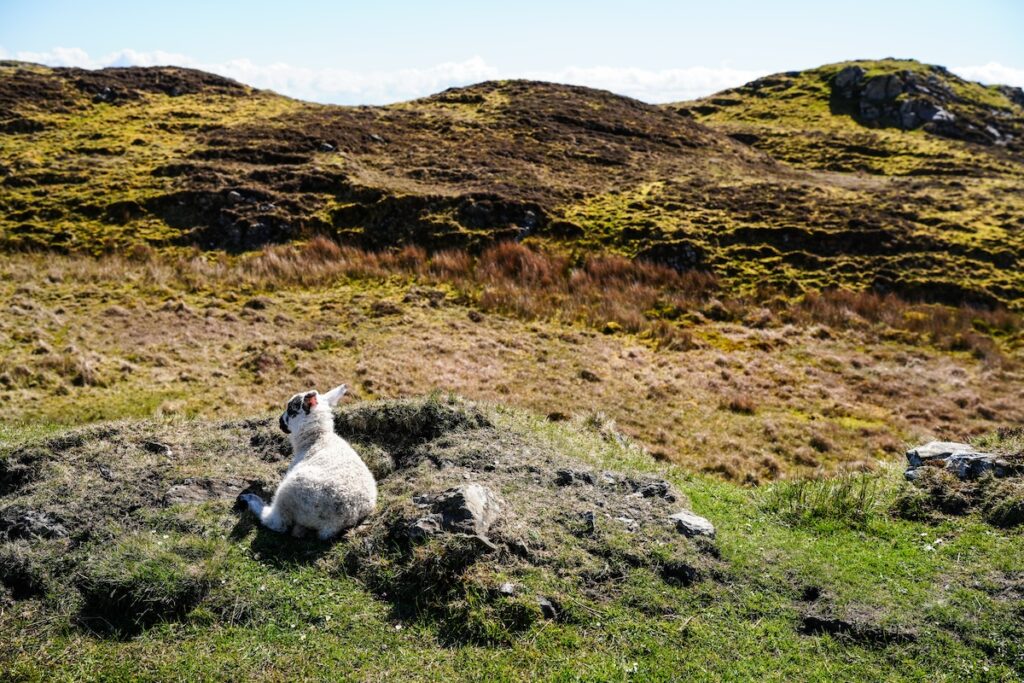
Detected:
[{"left": 279, "top": 384, "right": 347, "bottom": 434}]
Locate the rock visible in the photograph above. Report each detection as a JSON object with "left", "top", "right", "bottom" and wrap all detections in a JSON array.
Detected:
[
  {"left": 669, "top": 510, "right": 716, "bottom": 538},
  {"left": 997, "top": 85, "right": 1024, "bottom": 107},
  {"left": 905, "top": 441, "right": 972, "bottom": 467},
  {"left": 415, "top": 484, "right": 502, "bottom": 536},
  {"left": 141, "top": 440, "right": 173, "bottom": 456},
  {"left": 863, "top": 74, "right": 904, "bottom": 102},
  {"left": 639, "top": 480, "right": 677, "bottom": 502},
  {"left": 921, "top": 103, "right": 954, "bottom": 123},
  {"left": 407, "top": 514, "right": 444, "bottom": 541},
  {"left": 904, "top": 441, "right": 1020, "bottom": 481},
  {"left": 834, "top": 65, "right": 864, "bottom": 91},
  {"left": 164, "top": 477, "right": 250, "bottom": 505},
  {"left": 0, "top": 507, "right": 68, "bottom": 540},
  {"left": 946, "top": 453, "right": 1007, "bottom": 480},
  {"left": 318, "top": 142, "right": 335, "bottom": 152},
  {"left": 498, "top": 582, "right": 516, "bottom": 596},
  {"left": 555, "top": 469, "right": 595, "bottom": 486},
  {"left": 537, "top": 597, "right": 557, "bottom": 619},
  {"left": 581, "top": 511, "right": 596, "bottom": 536},
  {"left": 578, "top": 369, "right": 601, "bottom": 383},
  {"left": 903, "top": 468, "right": 922, "bottom": 482}
]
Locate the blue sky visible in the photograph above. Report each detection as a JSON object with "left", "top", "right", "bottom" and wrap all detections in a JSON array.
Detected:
[{"left": 1, "top": 0, "right": 1021, "bottom": 104}]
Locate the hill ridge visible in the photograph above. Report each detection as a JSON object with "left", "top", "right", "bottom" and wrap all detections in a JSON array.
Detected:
[{"left": 1, "top": 59, "right": 1023, "bottom": 308}]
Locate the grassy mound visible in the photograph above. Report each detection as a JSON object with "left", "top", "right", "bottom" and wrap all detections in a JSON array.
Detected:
[
  {"left": 75, "top": 533, "right": 220, "bottom": 636},
  {"left": 1, "top": 396, "right": 1023, "bottom": 679},
  {"left": 893, "top": 427, "right": 1024, "bottom": 527}
]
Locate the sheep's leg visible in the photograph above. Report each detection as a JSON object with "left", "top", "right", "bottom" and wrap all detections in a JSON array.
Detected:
[
  {"left": 239, "top": 493, "right": 287, "bottom": 533},
  {"left": 291, "top": 524, "right": 310, "bottom": 539},
  {"left": 317, "top": 525, "right": 342, "bottom": 541}
]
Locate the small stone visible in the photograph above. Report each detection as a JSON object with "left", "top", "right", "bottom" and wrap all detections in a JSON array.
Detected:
[
  {"left": 537, "top": 597, "right": 557, "bottom": 619},
  {"left": 669, "top": 510, "right": 716, "bottom": 538},
  {"left": 498, "top": 582, "right": 516, "bottom": 596},
  {"left": 318, "top": 142, "right": 335, "bottom": 152},
  {"left": 581, "top": 511, "right": 596, "bottom": 536},
  {"left": 141, "top": 440, "right": 173, "bottom": 456},
  {"left": 639, "top": 480, "right": 677, "bottom": 502}
]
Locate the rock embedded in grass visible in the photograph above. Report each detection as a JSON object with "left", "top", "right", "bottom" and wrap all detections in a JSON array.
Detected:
[
  {"left": 669, "top": 510, "right": 716, "bottom": 538},
  {"left": 904, "top": 441, "right": 1022, "bottom": 481},
  {"left": 411, "top": 484, "right": 502, "bottom": 537}
]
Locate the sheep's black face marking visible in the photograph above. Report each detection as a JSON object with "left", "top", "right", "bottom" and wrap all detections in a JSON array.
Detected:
[{"left": 281, "top": 395, "right": 304, "bottom": 434}]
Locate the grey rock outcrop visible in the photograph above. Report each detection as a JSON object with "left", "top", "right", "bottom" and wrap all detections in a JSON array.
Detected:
[
  {"left": 904, "top": 441, "right": 1022, "bottom": 481},
  {"left": 829, "top": 64, "right": 1018, "bottom": 145}
]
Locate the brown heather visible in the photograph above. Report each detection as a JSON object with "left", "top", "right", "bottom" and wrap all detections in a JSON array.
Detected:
[{"left": 58, "top": 238, "right": 1018, "bottom": 360}]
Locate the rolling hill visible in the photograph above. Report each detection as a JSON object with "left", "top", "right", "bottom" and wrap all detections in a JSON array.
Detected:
[{"left": 1, "top": 59, "right": 1023, "bottom": 307}]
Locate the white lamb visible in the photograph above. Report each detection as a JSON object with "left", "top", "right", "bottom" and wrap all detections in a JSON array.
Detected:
[{"left": 239, "top": 384, "right": 377, "bottom": 540}]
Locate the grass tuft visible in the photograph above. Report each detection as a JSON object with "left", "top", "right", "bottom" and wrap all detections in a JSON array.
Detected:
[{"left": 761, "top": 473, "right": 886, "bottom": 528}]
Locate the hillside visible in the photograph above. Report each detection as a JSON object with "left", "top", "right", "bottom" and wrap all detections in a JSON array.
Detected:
[
  {"left": 2, "top": 57, "right": 1024, "bottom": 680},
  {"left": 1, "top": 60, "right": 1023, "bottom": 307},
  {"left": 2, "top": 397, "right": 1023, "bottom": 679}
]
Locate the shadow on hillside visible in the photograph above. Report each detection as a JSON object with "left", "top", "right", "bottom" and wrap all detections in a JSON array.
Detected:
[{"left": 229, "top": 484, "right": 339, "bottom": 567}]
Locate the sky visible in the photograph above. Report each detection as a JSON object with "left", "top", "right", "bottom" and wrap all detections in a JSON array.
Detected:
[{"left": 1, "top": 0, "right": 1022, "bottom": 105}]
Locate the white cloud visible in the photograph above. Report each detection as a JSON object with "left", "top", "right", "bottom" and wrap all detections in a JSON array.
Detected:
[
  {"left": 951, "top": 62, "right": 1024, "bottom": 88},
  {"left": 5, "top": 47, "right": 1023, "bottom": 104},
  {"left": 1, "top": 46, "right": 763, "bottom": 104},
  {"left": 524, "top": 65, "right": 767, "bottom": 102}
]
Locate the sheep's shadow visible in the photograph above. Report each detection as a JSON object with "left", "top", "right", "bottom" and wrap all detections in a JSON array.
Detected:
[{"left": 229, "top": 485, "right": 340, "bottom": 567}]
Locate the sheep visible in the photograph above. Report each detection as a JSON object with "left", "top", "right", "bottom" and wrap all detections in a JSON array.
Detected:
[{"left": 239, "top": 384, "right": 377, "bottom": 540}]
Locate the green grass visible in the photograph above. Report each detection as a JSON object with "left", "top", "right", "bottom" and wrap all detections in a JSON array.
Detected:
[{"left": 4, "top": 401, "right": 1021, "bottom": 681}]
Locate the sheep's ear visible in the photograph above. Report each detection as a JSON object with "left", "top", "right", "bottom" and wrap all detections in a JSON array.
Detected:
[
  {"left": 302, "top": 391, "right": 318, "bottom": 413},
  {"left": 322, "top": 384, "right": 348, "bottom": 407}
]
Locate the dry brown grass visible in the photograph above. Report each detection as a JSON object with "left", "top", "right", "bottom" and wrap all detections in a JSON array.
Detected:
[
  {"left": 6, "top": 238, "right": 1018, "bottom": 366},
  {"left": 788, "top": 289, "right": 1018, "bottom": 364},
  {"left": 11, "top": 238, "right": 1019, "bottom": 360}
]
